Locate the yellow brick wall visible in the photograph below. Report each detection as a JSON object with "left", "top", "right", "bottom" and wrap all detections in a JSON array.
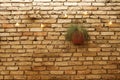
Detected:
[{"left": 0, "top": 0, "right": 120, "bottom": 80}]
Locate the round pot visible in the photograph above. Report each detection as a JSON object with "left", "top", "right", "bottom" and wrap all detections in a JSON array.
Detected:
[{"left": 72, "top": 31, "right": 84, "bottom": 45}]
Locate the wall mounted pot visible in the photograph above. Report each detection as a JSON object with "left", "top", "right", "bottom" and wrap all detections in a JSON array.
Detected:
[
  {"left": 66, "top": 24, "right": 89, "bottom": 45},
  {"left": 72, "top": 31, "right": 84, "bottom": 45}
]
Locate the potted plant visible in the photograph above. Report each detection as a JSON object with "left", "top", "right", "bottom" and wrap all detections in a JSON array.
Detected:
[{"left": 66, "top": 24, "right": 89, "bottom": 45}]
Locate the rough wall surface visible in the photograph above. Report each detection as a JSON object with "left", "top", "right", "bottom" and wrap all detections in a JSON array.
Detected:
[{"left": 0, "top": 0, "right": 120, "bottom": 80}]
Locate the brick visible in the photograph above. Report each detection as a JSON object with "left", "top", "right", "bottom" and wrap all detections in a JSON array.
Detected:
[
  {"left": 14, "top": 76, "right": 26, "bottom": 80},
  {"left": 89, "top": 32, "right": 100, "bottom": 35},
  {"left": 0, "top": 3, "right": 12, "bottom": 6},
  {"left": 23, "top": 45, "right": 36, "bottom": 49},
  {"left": 86, "top": 57, "right": 94, "bottom": 60},
  {"left": 78, "top": 3, "right": 91, "bottom": 6},
  {"left": 53, "top": 0, "right": 66, "bottom": 1},
  {"left": 65, "top": 71, "right": 76, "bottom": 74},
  {"left": 109, "top": 28, "right": 120, "bottom": 31},
  {"left": 58, "top": 19, "right": 71, "bottom": 23},
  {"left": 83, "top": 0, "right": 94, "bottom": 1},
  {"left": 86, "top": 19, "right": 101, "bottom": 23},
  {"left": 94, "top": 61, "right": 107, "bottom": 65},
  {"left": 54, "top": 7, "right": 67, "bottom": 10},
  {"left": 88, "top": 65, "right": 102, "bottom": 69},
  {"left": 35, "top": 19, "right": 56, "bottom": 23},
  {"left": 86, "top": 75, "right": 101, "bottom": 79},
  {"left": 0, "top": 33, "right": 10, "bottom": 36},
  {"left": 10, "top": 71, "right": 23, "bottom": 74},
  {"left": 19, "top": 66, "right": 31, "bottom": 70},
  {"left": 11, "top": 0, "right": 32, "bottom": 2},
  {"left": 95, "top": 0, "right": 107, "bottom": 2},
  {"left": 92, "top": 70, "right": 106, "bottom": 74},
  {"left": 74, "top": 75, "right": 85, "bottom": 79},
  {"left": 2, "top": 23, "right": 14, "bottom": 28},
  {"left": 0, "top": 71, "right": 9, "bottom": 75},
  {"left": 46, "top": 35, "right": 58, "bottom": 40},
  {"left": 101, "top": 32, "right": 114, "bottom": 35},
  {"left": 3, "top": 62, "right": 15, "bottom": 66},
  {"left": 109, "top": 40, "right": 120, "bottom": 43},
  {"left": 7, "top": 66, "right": 18, "bottom": 70},
  {"left": 108, "top": 70, "right": 119, "bottom": 74},
  {"left": 88, "top": 48, "right": 101, "bottom": 51},
  {"left": 78, "top": 70, "right": 91, "bottom": 75},
  {"left": 50, "top": 71, "right": 64, "bottom": 74},
  {"left": 25, "top": 71, "right": 38, "bottom": 74},
  {"left": 83, "top": 61, "right": 93, "bottom": 65},
  {"left": 17, "top": 28, "right": 29, "bottom": 32},
  {"left": 50, "top": 2, "right": 63, "bottom": 6},
  {"left": 64, "top": 2, "right": 78, "bottom": 6},
  {"left": 32, "top": 67, "right": 46, "bottom": 70},
  {"left": 98, "top": 44, "right": 111, "bottom": 47},
  {"left": 60, "top": 53, "right": 72, "bottom": 57},
  {"left": 11, "top": 45, "right": 22, "bottom": 49},
  {"left": 59, "top": 67, "right": 72, "bottom": 70},
  {"left": 0, "top": 0, "right": 10, "bottom": 2},
  {"left": 39, "top": 71, "right": 49, "bottom": 74},
  {"left": 103, "top": 65, "right": 117, "bottom": 69},
  {"left": 92, "top": 11, "right": 106, "bottom": 14},
  {"left": 34, "top": 0, "right": 51, "bottom": 1},
  {"left": 14, "top": 57, "right": 32, "bottom": 61},
  {"left": 47, "top": 66, "right": 59, "bottom": 70},
  {"left": 30, "top": 28, "right": 42, "bottom": 31},
  {"left": 40, "top": 7, "right": 53, "bottom": 10},
  {"left": 4, "top": 75, "right": 14, "bottom": 79},
  {"left": 55, "top": 62, "right": 68, "bottom": 66},
  {"left": 92, "top": 3, "right": 105, "bottom": 6},
  {"left": 16, "top": 62, "right": 32, "bottom": 65},
  {"left": 1, "top": 45, "right": 10, "bottom": 48},
  {"left": 74, "top": 66, "right": 87, "bottom": 70},
  {"left": 42, "top": 62, "right": 54, "bottom": 66},
  {"left": 69, "top": 61, "right": 82, "bottom": 65},
  {"left": 102, "top": 75, "right": 116, "bottom": 79}
]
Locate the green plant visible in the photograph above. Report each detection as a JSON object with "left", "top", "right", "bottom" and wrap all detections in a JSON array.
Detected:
[{"left": 66, "top": 24, "right": 89, "bottom": 44}]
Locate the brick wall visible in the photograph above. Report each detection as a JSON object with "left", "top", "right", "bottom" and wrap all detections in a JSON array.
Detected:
[{"left": 0, "top": 0, "right": 120, "bottom": 80}]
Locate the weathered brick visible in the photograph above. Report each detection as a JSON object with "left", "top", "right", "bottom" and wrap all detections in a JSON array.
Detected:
[
  {"left": 7, "top": 66, "right": 18, "bottom": 70},
  {"left": 101, "top": 32, "right": 114, "bottom": 35},
  {"left": 92, "top": 70, "right": 106, "bottom": 74},
  {"left": 86, "top": 75, "right": 101, "bottom": 79},
  {"left": 30, "top": 28, "right": 42, "bottom": 31},
  {"left": 65, "top": 70, "right": 76, "bottom": 74},
  {"left": 64, "top": 2, "right": 78, "bottom": 6},
  {"left": 53, "top": 0, "right": 66, "bottom": 1},
  {"left": 32, "top": 67, "right": 46, "bottom": 70},
  {"left": 10, "top": 71, "right": 23, "bottom": 74},
  {"left": 54, "top": 7, "right": 67, "bottom": 10},
  {"left": 103, "top": 65, "right": 117, "bottom": 69},
  {"left": 34, "top": 0, "right": 51, "bottom": 1},
  {"left": 25, "top": 71, "right": 38, "bottom": 74},
  {"left": 58, "top": 19, "right": 71, "bottom": 23},
  {"left": 78, "top": 3, "right": 91, "bottom": 6},
  {"left": 83, "top": 0, "right": 94, "bottom": 1},
  {"left": 55, "top": 62, "right": 68, "bottom": 66},
  {"left": 92, "top": 3, "right": 105, "bottom": 6},
  {"left": 88, "top": 48, "right": 101, "bottom": 51},
  {"left": 50, "top": 71, "right": 64, "bottom": 74}
]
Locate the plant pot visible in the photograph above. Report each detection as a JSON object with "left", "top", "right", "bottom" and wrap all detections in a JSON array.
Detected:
[{"left": 72, "top": 31, "right": 84, "bottom": 45}]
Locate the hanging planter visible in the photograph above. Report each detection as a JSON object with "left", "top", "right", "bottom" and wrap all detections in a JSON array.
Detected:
[{"left": 66, "top": 24, "right": 89, "bottom": 45}]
